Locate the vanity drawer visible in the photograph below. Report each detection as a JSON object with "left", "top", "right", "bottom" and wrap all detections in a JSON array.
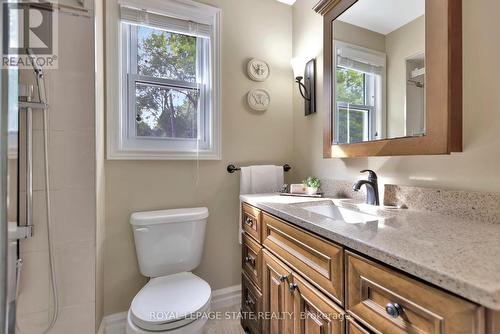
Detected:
[
  {"left": 347, "top": 319, "right": 371, "bottom": 334},
  {"left": 241, "top": 273, "right": 263, "bottom": 334},
  {"left": 242, "top": 203, "right": 262, "bottom": 243},
  {"left": 242, "top": 232, "right": 262, "bottom": 290},
  {"left": 262, "top": 212, "right": 344, "bottom": 305},
  {"left": 346, "top": 252, "right": 485, "bottom": 334}
]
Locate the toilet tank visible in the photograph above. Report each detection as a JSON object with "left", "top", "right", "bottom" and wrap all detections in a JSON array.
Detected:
[{"left": 130, "top": 207, "right": 209, "bottom": 278}]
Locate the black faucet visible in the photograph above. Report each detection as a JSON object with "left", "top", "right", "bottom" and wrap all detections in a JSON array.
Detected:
[{"left": 353, "top": 170, "right": 380, "bottom": 206}]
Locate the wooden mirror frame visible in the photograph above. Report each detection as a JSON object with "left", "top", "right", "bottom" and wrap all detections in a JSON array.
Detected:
[{"left": 314, "top": 0, "right": 462, "bottom": 158}]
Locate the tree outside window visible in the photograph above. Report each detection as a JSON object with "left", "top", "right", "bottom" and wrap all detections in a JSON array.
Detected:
[{"left": 135, "top": 26, "right": 200, "bottom": 139}]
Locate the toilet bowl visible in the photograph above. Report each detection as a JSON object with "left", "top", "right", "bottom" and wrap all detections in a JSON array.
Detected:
[
  {"left": 127, "top": 208, "right": 211, "bottom": 334},
  {"left": 126, "top": 273, "right": 211, "bottom": 334}
]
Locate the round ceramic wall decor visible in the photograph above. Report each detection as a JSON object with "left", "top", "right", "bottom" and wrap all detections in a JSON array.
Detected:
[
  {"left": 247, "top": 58, "right": 270, "bottom": 82},
  {"left": 247, "top": 89, "right": 271, "bottom": 111}
]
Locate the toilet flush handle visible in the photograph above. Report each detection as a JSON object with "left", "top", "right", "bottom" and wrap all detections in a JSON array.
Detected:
[{"left": 135, "top": 228, "right": 149, "bottom": 233}]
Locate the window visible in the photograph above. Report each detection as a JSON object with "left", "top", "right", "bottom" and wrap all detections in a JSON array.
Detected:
[
  {"left": 333, "top": 41, "right": 386, "bottom": 144},
  {"left": 108, "top": 0, "right": 221, "bottom": 160},
  {"left": 8, "top": 69, "right": 18, "bottom": 159}
]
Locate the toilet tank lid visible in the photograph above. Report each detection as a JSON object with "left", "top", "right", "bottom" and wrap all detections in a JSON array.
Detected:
[{"left": 130, "top": 207, "right": 209, "bottom": 226}]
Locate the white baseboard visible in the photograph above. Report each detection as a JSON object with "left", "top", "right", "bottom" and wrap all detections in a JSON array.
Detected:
[
  {"left": 98, "top": 321, "right": 104, "bottom": 334},
  {"left": 98, "top": 284, "right": 241, "bottom": 334},
  {"left": 211, "top": 284, "right": 241, "bottom": 310},
  {"left": 98, "top": 311, "right": 128, "bottom": 334}
]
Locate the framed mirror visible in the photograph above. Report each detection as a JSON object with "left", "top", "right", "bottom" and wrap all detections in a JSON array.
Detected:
[{"left": 314, "top": 0, "right": 462, "bottom": 157}]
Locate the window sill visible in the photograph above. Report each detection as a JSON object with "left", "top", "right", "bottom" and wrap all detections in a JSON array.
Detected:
[{"left": 107, "top": 148, "right": 221, "bottom": 161}]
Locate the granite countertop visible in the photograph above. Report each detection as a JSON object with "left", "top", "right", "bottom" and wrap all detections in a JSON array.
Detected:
[{"left": 240, "top": 193, "right": 500, "bottom": 310}]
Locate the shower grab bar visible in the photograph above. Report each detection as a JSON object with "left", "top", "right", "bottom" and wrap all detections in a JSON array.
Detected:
[
  {"left": 26, "top": 99, "right": 33, "bottom": 235},
  {"left": 17, "top": 99, "right": 47, "bottom": 239}
]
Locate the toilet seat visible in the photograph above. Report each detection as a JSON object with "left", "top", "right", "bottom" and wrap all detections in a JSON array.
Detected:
[{"left": 129, "top": 272, "right": 211, "bottom": 331}]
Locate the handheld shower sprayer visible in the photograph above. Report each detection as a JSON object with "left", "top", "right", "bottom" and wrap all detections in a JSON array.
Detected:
[
  {"left": 26, "top": 48, "right": 44, "bottom": 78},
  {"left": 26, "top": 48, "right": 47, "bottom": 104}
]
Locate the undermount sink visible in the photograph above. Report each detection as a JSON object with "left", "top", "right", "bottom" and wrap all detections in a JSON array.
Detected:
[{"left": 300, "top": 202, "right": 380, "bottom": 224}]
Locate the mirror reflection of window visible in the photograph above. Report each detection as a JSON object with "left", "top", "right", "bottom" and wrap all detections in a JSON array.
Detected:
[
  {"left": 334, "top": 42, "right": 385, "bottom": 144},
  {"left": 332, "top": 0, "right": 425, "bottom": 145}
]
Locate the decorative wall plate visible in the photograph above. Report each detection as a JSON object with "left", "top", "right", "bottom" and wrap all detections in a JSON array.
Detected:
[
  {"left": 247, "top": 89, "right": 271, "bottom": 111},
  {"left": 247, "top": 58, "right": 270, "bottom": 82}
]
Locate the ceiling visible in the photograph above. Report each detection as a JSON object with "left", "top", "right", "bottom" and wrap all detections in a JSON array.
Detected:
[
  {"left": 338, "top": 0, "right": 425, "bottom": 35},
  {"left": 276, "top": 0, "right": 297, "bottom": 5}
]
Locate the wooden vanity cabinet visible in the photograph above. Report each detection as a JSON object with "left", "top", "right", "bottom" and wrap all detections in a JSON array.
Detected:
[
  {"left": 346, "top": 252, "right": 485, "bottom": 334},
  {"left": 243, "top": 232, "right": 263, "bottom": 289},
  {"left": 241, "top": 203, "right": 491, "bottom": 334},
  {"left": 262, "top": 250, "right": 294, "bottom": 334},
  {"left": 261, "top": 213, "right": 344, "bottom": 306},
  {"left": 346, "top": 319, "right": 371, "bottom": 334},
  {"left": 291, "top": 273, "right": 345, "bottom": 334},
  {"left": 242, "top": 203, "right": 263, "bottom": 243},
  {"left": 242, "top": 272, "right": 263, "bottom": 334},
  {"left": 262, "top": 249, "right": 345, "bottom": 334}
]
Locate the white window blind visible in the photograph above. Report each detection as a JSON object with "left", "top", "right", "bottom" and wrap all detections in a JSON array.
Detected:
[
  {"left": 120, "top": 6, "right": 212, "bottom": 38},
  {"left": 335, "top": 41, "right": 386, "bottom": 76},
  {"left": 337, "top": 55, "right": 384, "bottom": 76}
]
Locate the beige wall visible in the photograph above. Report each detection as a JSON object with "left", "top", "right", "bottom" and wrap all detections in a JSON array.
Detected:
[
  {"left": 292, "top": 0, "right": 500, "bottom": 194},
  {"left": 333, "top": 20, "right": 386, "bottom": 53},
  {"left": 385, "top": 16, "right": 425, "bottom": 138},
  {"left": 103, "top": 0, "right": 294, "bottom": 315}
]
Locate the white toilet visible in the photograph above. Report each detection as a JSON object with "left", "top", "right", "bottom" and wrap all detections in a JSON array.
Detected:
[{"left": 127, "top": 208, "right": 211, "bottom": 334}]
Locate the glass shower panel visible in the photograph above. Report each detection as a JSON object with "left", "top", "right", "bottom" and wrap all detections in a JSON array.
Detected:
[{"left": 2, "top": 4, "right": 20, "bottom": 333}]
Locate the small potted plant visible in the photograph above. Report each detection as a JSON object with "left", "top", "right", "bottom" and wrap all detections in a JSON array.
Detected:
[{"left": 303, "top": 176, "right": 321, "bottom": 195}]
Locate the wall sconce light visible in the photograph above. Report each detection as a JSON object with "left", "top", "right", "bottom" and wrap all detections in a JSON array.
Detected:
[{"left": 291, "top": 58, "right": 316, "bottom": 116}]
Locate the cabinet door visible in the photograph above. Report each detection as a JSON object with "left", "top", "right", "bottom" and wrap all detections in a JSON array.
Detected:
[
  {"left": 242, "top": 273, "right": 263, "bottom": 334},
  {"left": 262, "top": 250, "right": 294, "bottom": 334},
  {"left": 291, "top": 273, "right": 345, "bottom": 334}
]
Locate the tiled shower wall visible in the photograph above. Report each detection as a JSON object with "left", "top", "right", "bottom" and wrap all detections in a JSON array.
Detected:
[{"left": 11, "top": 7, "right": 96, "bottom": 334}]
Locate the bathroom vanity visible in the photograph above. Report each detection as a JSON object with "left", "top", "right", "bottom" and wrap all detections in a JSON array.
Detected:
[{"left": 239, "top": 195, "right": 500, "bottom": 334}]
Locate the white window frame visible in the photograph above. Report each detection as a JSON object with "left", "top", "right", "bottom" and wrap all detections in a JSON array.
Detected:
[
  {"left": 333, "top": 40, "right": 386, "bottom": 144},
  {"left": 107, "top": 0, "right": 221, "bottom": 160}
]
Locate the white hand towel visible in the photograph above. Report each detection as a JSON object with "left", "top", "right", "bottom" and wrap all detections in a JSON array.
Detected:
[{"left": 239, "top": 165, "right": 284, "bottom": 243}]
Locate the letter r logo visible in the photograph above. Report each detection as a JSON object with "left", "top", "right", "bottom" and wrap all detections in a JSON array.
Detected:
[{"left": 3, "top": 2, "right": 54, "bottom": 55}]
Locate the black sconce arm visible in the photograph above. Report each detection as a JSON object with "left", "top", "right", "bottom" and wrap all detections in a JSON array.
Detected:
[
  {"left": 295, "top": 76, "right": 311, "bottom": 101},
  {"left": 294, "top": 58, "right": 316, "bottom": 116}
]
